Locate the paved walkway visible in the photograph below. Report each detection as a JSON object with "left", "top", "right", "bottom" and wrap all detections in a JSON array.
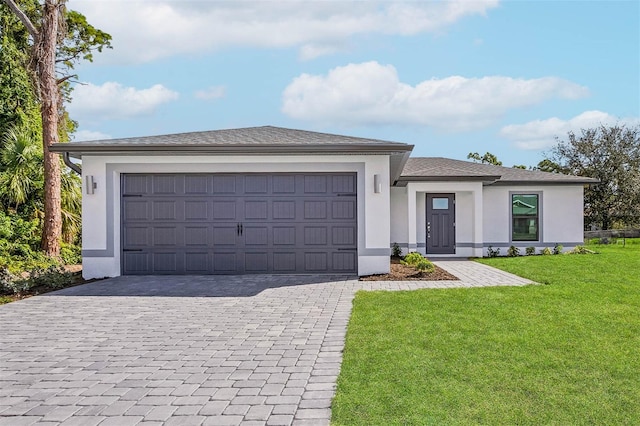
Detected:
[{"left": 0, "top": 261, "right": 533, "bottom": 426}]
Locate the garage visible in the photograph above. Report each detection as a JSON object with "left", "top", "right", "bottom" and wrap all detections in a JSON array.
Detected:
[{"left": 121, "top": 173, "right": 358, "bottom": 274}]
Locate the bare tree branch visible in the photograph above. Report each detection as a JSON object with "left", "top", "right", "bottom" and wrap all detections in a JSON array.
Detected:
[
  {"left": 1, "top": 0, "right": 38, "bottom": 36},
  {"left": 56, "top": 74, "right": 76, "bottom": 85}
]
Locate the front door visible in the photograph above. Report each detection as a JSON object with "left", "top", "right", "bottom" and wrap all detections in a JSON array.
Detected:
[{"left": 426, "top": 194, "right": 455, "bottom": 254}]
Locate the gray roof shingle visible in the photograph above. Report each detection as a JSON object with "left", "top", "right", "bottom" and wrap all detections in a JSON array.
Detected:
[
  {"left": 50, "top": 125, "right": 412, "bottom": 152},
  {"left": 400, "top": 157, "right": 598, "bottom": 184}
]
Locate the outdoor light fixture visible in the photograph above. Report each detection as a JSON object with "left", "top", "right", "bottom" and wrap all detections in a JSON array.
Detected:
[
  {"left": 374, "top": 174, "right": 382, "bottom": 193},
  {"left": 86, "top": 175, "right": 97, "bottom": 195}
]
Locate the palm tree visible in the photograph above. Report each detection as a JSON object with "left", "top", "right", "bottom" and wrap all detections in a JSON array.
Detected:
[{"left": 0, "top": 125, "right": 42, "bottom": 209}]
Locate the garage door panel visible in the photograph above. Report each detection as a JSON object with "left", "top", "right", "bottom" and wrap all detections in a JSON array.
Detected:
[
  {"left": 184, "top": 201, "right": 208, "bottom": 220},
  {"left": 213, "top": 201, "right": 236, "bottom": 219},
  {"left": 273, "top": 227, "right": 295, "bottom": 245},
  {"left": 152, "top": 175, "right": 178, "bottom": 194},
  {"left": 153, "top": 252, "right": 177, "bottom": 272},
  {"left": 304, "top": 227, "right": 328, "bottom": 245},
  {"left": 244, "top": 226, "right": 268, "bottom": 246},
  {"left": 244, "top": 175, "right": 268, "bottom": 194},
  {"left": 244, "top": 252, "right": 269, "bottom": 272},
  {"left": 213, "top": 252, "right": 239, "bottom": 273},
  {"left": 332, "top": 175, "right": 356, "bottom": 193},
  {"left": 332, "top": 226, "right": 356, "bottom": 245},
  {"left": 333, "top": 252, "right": 356, "bottom": 271},
  {"left": 152, "top": 201, "right": 177, "bottom": 220},
  {"left": 213, "top": 175, "right": 236, "bottom": 194},
  {"left": 122, "top": 173, "right": 357, "bottom": 275},
  {"left": 332, "top": 200, "right": 356, "bottom": 219},
  {"left": 184, "top": 175, "right": 209, "bottom": 194},
  {"left": 273, "top": 201, "right": 295, "bottom": 219},
  {"left": 185, "top": 252, "right": 208, "bottom": 273},
  {"left": 304, "top": 201, "right": 327, "bottom": 219},
  {"left": 153, "top": 227, "right": 177, "bottom": 246},
  {"left": 123, "top": 200, "right": 149, "bottom": 221},
  {"left": 213, "top": 226, "right": 237, "bottom": 245},
  {"left": 244, "top": 201, "right": 268, "bottom": 220},
  {"left": 184, "top": 226, "right": 209, "bottom": 246},
  {"left": 273, "top": 175, "right": 296, "bottom": 193}
]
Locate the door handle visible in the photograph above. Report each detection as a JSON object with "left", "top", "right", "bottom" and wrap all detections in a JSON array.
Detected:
[
  {"left": 240, "top": 223, "right": 243, "bottom": 235},
  {"left": 237, "top": 223, "right": 240, "bottom": 236}
]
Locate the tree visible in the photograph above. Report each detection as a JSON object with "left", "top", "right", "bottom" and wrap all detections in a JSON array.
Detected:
[
  {"left": 1, "top": 0, "right": 110, "bottom": 256},
  {"left": 467, "top": 151, "right": 503, "bottom": 166},
  {"left": 548, "top": 124, "right": 640, "bottom": 230}
]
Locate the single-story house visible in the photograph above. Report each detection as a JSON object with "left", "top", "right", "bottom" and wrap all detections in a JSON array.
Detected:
[{"left": 51, "top": 126, "right": 596, "bottom": 279}]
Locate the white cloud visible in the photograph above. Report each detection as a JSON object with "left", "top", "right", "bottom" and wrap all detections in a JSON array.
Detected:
[
  {"left": 195, "top": 85, "right": 226, "bottom": 100},
  {"left": 72, "top": 130, "right": 112, "bottom": 141},
  {"left": 67, "top": 0, "right": 499, "bottom": 63},
  {"left": 500, "top": 111, "right": 640, "bottom": 150},
  {"left": 69, "top": 82, "right": 179, "bottom": 121},
  {"left": 281, "top": 61, "right": 589, "bottom": 131}
]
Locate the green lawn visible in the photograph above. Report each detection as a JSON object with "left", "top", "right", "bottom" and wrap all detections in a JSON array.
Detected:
[{"left": 332, "top": 242, "right": 640, "bottom": 425}]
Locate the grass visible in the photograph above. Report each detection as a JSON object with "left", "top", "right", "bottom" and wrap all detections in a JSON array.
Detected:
[
  {"left": 332, "top": 241, "right": 640, "bottom": 425},
  {"left": 0, "top": 295, "right": 12, "bottom": 305}
]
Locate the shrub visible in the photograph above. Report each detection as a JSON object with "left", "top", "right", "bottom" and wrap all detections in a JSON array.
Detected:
[
  {"left": 1, "top": 266, "right": 74, "bottom": 297},
  {"left": 60, "top": 243, "right": 82, "bottom": 265},
  {"left": 568, "top": 245, "right": 594, "bottom": 255},
  {"left": 525, "top": 246, "right": 536, "bottom": 256},
  {"left": 540, "top": 247, "right": 553, "bottom": 255},
  {"left": 401, "top": 252, "right": 425, "bottom": 266},
  {"left": 486, "top": 246, "right": 500, "bottom": 258},
  {"left": 507, "top": 246, "right": 520, "bottom": 257},
  {"left": 415, "top": 258, "right": 435, "bottom": 273},
  {"left": 553, "top": 244, "right": 563, "bottom": 255},
  {"left": 391, "top": 242, "right": 402, "bottom": 258}
]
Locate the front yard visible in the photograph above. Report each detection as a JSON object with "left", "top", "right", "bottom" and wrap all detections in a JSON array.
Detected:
[{"left": 332, "top": 242, "right": 640, "bottom": 425}]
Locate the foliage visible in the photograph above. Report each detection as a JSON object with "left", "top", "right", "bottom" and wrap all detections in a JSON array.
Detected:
[
  {"left": 548, "top": 124, "right": 640, "bottom": 229},
  {"left": 525, "top": 246, "right": 536, "bottom": 256},
  {"left": 400, "top": 252, "right": 435, "bottom": 273},
  {"left": 467, "top": 151, "right": 502, "bottom": 165},
  {"left": 60, "top": 242, "right": 81, "bottom": 264},
  {"left": 0, "top": 265, "right": 74, "bottom": 297},
  {"left": 540, "top": 247, "right": 553, "bottom": 255},
  {"left": 507, "top": 245, "right": 520, "bottom": 257},
  {"left": 553, "top": 243, "right": 563, "bottom": 255},
  {"left": 391, "top": 242, "right": 402, "bottom": 258},
  {"left": 333, "top": 243, "right": 640, "bottom": 425},
  {"left": 567, "top": 245, "right": 594, "bottom": 254},
  {"left": 486, "top": 245, "right": 500, "bottom": 258}
]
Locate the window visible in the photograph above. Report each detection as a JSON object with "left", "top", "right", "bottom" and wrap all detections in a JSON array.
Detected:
[
  {"left": 512, "top": 194, "right": 539, "bottom": 241},
  {"left": 432, "top": 198, "right": 449, "bottom": 210}
]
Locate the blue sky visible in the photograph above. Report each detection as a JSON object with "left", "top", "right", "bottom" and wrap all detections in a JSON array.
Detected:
[{"left": 66, "top": 0, "right": 639, "bottom": 167}]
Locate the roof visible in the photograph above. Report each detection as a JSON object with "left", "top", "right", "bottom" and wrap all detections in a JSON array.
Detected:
[
  {"left": 50, "top": 125, "right": 413, "bottom": 184},
  {"left": 399, "top": 157, "right": 598, "bottom": 185},
  {"left": 50, "top": 125, "right": 412, "bottom": 154}
]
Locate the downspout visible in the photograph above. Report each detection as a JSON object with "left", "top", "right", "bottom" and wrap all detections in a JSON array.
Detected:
[{"left": 62, "top": 152, "right": 81, "bottom": 175}]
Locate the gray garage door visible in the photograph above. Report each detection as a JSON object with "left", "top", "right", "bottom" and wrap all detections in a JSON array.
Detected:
[{"left": 121, "top": 173, "right": 357, "bottom": 274}]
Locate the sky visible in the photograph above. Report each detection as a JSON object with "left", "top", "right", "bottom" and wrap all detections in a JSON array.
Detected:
[{"left": 65, "top": 0, "right": 639, "bottom": 167}]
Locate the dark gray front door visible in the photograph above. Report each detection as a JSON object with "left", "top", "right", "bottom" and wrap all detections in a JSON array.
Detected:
[
  {"left": 426, "top": 193, "right": 455, "bottom": 254},
  {"left": 121, "top": 173, "right": 357, "bottom": 274}
]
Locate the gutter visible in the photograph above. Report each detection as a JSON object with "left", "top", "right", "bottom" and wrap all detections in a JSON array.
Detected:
[{"left": 62, "top": 151, "right": 81, "bottom": 175}]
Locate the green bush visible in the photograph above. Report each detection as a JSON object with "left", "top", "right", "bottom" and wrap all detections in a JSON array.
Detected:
[
  {"left": 415, "top": 258, "right": 435, "bottom": 273},
  {"left": 391, "top": 242, "right": 402, "bottom": 258},
  {"left": 507, "top": 246, "right": 520, "bottom": 257},
  {"left": 553, "top": 244, "right": 563, "bottom": 255},
  {"left": 540, "top": 247, "right": 553, "bottom": 255},
  {"left": 486, "top": 246, "right": 500, "bottom": 258},
  {"left": 401, "top": 252, "right": 425, "bottom": 266},
  {"left": 60, "top": 243, "right": 82, "bottom": 265},
  {"left": 568, "top": 245, "right": 594, "bottom": 255},
  {"left": 525, "top": 246, "right": 536, "bottom": 256}
]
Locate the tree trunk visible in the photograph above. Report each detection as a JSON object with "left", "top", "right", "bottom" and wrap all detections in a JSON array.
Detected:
[{"left": 38, "top": 0, "right": 62, "bottom": 257}]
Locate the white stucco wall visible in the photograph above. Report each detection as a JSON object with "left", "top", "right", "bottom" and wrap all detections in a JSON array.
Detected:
[
  {"left": 483, "top": 184, "right": 585, "bottom": 253},
  {"left": 391, "top": 182, "right": 585, "bottom": 258},
  {"left": 80, "top": 154, "right": 391, "bottom": 278}
]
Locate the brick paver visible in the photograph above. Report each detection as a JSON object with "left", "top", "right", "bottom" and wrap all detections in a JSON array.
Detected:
[{"left": 0, "top": 261, "right": 533, "bottom": 425}]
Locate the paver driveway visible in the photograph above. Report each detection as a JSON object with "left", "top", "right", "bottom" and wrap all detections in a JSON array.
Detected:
[{"left": 0, "top": 262, "right": 533, "bottom": 425}]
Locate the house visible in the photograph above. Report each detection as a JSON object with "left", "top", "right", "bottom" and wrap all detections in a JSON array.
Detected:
[{"left": 51, "top": 126, "right": 596, "bottom": 279}]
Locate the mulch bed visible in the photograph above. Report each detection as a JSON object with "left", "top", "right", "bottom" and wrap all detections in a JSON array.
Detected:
[{"left": 360, "top": 258, "right": 459, "bottom": 281}]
